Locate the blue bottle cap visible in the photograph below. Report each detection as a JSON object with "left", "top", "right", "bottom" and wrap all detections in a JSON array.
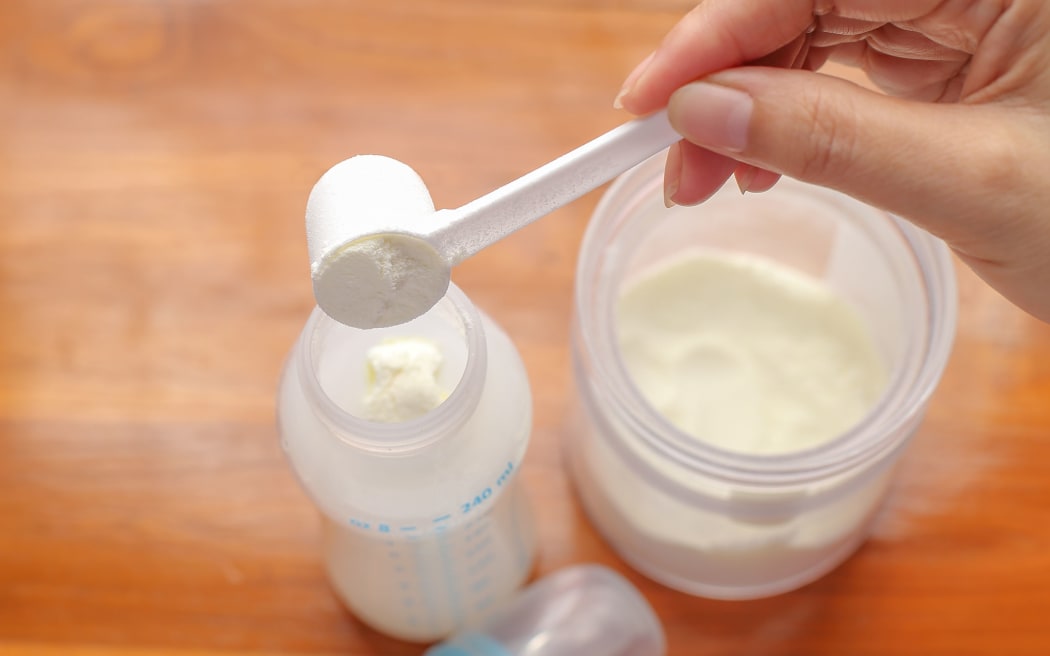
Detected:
[{"left": 424, "top": 633, "right": 512, "bottom": 656}]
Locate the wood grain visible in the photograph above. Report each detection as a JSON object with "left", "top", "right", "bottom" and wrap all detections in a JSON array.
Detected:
[{"left": 2, "top": 1, "right": 1050, "bottom": 654}]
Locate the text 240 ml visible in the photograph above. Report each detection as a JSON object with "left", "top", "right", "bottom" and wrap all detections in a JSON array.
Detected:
[{"left": 460, "top": 461, "right": 515, "bottom": 515}]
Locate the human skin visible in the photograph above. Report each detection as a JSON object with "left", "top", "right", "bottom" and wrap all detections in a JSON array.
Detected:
[{"left": 615, "top": 0, "right": 1050, "bottom": 322}]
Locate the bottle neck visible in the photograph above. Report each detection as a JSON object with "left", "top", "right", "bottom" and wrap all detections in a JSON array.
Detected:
[{"left": 297, "top": 282, "right": 487, "bottom": 455}]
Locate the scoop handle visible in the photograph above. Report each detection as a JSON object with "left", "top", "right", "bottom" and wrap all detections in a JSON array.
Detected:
[{"left": 429, "top": 109, "right": 679, "bottom": 264}]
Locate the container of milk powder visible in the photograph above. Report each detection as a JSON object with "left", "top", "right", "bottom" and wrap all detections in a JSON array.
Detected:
[
  {"left": 277, "top": 282, "right": 536, "bottom": 641},
  {"left": 567, "top": 153, "right": 957, "bottom": 599}
]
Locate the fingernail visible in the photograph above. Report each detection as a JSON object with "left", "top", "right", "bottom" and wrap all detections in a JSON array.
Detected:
[
  {"left": 664, "top": 142, "right": 682, "bottom": 207},
  {"left": 813, "top": 0, "right": 835, "bottom": 16},
  {"left": 614, "top": 51, "right": 656, "bottom": 110},
  {"left": 736, "top": 165, "right": 758, "bottom": 194},
  {"left": 668, "top": 82, "right": 753, "bottom": 153}
]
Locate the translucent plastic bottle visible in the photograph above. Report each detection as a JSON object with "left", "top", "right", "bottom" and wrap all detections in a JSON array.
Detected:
[
  {"left": 426, "top": 565, "right": 666, "bottom": 656},
  {"left": 276, "top": 283, "right": 536, "bottom": 642}
]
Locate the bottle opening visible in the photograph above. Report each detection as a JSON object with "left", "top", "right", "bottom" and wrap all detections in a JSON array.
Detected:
[{"left": 297, "top": 282, "right": 487, "bottom": 454}]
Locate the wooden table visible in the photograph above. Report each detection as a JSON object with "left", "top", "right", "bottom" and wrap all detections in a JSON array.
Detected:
[{"left": 3, "top": 2, "right": 1050, "bottom": 654}]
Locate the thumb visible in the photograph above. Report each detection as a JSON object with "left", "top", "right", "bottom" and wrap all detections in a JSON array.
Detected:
[{"left": 666, "top": 67, "right": 1028, "bottom": 251}]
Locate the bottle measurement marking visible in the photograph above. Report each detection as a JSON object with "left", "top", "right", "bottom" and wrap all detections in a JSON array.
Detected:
[
  {"left": 472, "top": 551, "right": 495, "bottom": 571},
  {"left": 344, "top": 460, "right": 520, "bottom": 534},
  {"left": 509, "top": 484, "right": 531, "bottom": 572},
  {"left": 469, "top": 575, "right": 490, "bottom": 593},
  {"left": 459, "top": 461, "right": 516, "bottom": 516},
  {"left": 465, "top": 536, "right": 492, "bottom": 559},
  {"left": 390, "top": 539, "right": 418, "bottom": 627},
  {"left": 412, "top": 533, "right": 438, "bottom": 635},
  {"left": 335, "top": 462, "right": 526, "bottom": 634},
  {"left": 474, "top": 593, "right": 494, "bottom": 613},
  {"left": 433, "top": 524, "right": 462, "bottom": 626},
  {"left": 495, "top": 461, "right": 515, "bottom": 487}
]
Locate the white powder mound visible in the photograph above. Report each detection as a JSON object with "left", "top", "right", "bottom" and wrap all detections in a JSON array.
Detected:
[
  {"left": 618, "top": 250, "right": 887, "bottom": 455},
  {"left": 362, "top": 337, "right": 448, "bottom": 423},
  {"left": 306, "top": 155, "right": 448, "bottom": 329},
  {"left": 312, "top": 234, "right": 449, "bottom": 329}
]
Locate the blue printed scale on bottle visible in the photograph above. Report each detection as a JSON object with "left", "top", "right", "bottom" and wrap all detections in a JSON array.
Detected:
[{"left": 277, "top": 284, "right": 536, "bottom": 642}]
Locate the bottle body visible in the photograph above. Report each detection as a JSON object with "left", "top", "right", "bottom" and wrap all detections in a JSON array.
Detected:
[
  {"left": 277, "top": 284, "right": 536, "bottom": 641},
  {"left": 323, "top": 476, "right": 534, "bottom": 640}
]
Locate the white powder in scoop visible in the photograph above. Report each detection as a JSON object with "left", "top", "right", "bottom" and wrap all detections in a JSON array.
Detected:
[
  {"left": 362, "top": 337, "right": 448, "bottom": 422},
  {"left": 305, "top": 155, "right": 449, "bottom": 330},
  {"left": 311, "top": 234, "right": 449, "bottom": 330},
  {"left": 617, "top": 250, "right": 887, "bottom": 455}
]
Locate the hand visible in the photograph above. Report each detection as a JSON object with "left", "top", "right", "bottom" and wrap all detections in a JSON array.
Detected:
[{"left": 615, "top": 0, "right": 1050, "bottom": 322}]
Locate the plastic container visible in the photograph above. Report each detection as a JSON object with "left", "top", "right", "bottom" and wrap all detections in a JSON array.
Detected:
[
  {"left": 567, "top": 153, "right": 957, "bottom": 599},
  {"left": 425, "top": 565, "right": 665, "bottom": 656},
  {"left": 277, "top": 283, "right": 536, "bottom": 641}
]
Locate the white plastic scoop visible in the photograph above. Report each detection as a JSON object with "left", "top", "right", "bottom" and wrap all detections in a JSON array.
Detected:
[{"left": 306, "top": 109, "right": 678, "bottom": 329}]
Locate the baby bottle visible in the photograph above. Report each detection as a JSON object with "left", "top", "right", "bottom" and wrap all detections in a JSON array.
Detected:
[{"left": 276, "top": 281, "right": 536, "bottom": 642}]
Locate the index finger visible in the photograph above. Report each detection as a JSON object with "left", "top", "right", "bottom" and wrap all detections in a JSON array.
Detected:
[
  {"left": 618, "top": 0, "right": 947, "bottom": 115},
  {"left": 618, "top": 0, "right": 815, "bottom": 115}
]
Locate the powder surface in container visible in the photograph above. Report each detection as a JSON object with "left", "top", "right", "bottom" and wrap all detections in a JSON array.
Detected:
[
  {"left": 362, "top": 336, "right": 449, "bottom": 423},
  {"left": 617, "top": 250, "right": 887, "bottom": 455}
]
